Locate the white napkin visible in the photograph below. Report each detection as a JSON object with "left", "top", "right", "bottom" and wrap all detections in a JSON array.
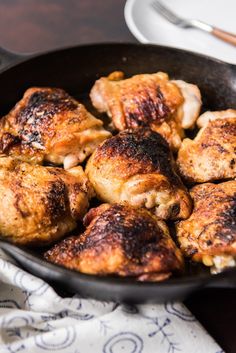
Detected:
[{"left": 0, "top": 249, "right": 223, "bottom": 353}]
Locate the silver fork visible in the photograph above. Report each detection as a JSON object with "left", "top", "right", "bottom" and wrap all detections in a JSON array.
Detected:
[{"left": 151, "top": 0, "right": 236, "bottom": 47}]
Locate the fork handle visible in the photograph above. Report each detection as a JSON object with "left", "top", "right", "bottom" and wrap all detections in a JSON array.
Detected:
[
  {"left": 211, "top": 27, "right": 236, "bottom": 46},
  {"left": 192, "top": 20, "right": 236, "bottom": 47}
]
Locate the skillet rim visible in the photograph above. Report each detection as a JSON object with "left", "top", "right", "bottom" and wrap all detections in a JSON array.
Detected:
[
  {"left": 0, "top": 234, "right": 236, "bottom": 290},
  {"left": 0, "top": 42, "right": 235, "bottom": 74}
]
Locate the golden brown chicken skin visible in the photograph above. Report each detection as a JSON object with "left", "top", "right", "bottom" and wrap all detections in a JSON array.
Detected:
[
  {"left": 90, "top": 71, "right": 201, "bottom": 150},
  {"left": 196, "top": 109, "right": 236, "bottom": 128},
  {"left": 177, "top": 115, "right": 236, "bottom": 183},
  {"left": 176, "top": 181, "right": 236, "bottom": 273},
  {"left": 0, "top": 157, "right": 94, "bottom": 246},
  {"left": 45, "top": 203, "right": 184, "bottom": 281},
  {"left": 86, "top": 128, "right": 192, "bottom": 220},
  {"left": 0, "top": 87, "right": 111, "bottom": 169}
]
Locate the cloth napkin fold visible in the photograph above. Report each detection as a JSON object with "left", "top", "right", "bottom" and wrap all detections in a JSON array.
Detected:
[{"left": 0, "top": 249, "right": 222, "bottom": 353}]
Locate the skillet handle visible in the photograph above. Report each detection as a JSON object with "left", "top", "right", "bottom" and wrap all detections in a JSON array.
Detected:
[{"left": 0, "top": 47, "right": 29, "bottom": 70}]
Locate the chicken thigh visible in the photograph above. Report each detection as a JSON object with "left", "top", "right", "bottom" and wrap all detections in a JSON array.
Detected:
[
  {"left": 86, "top": 128, "right": 191, "bottom": 220},
  {"left": 176, "top": 181, "right": 236, "bottom": 273},
  {"left": 177, "top": 111, "right": 236, "bottom": 183},
  {"left": 0, "top": 87, "right": 111, "bottom": 169},
  {"left": 90, "top": 71, "right": 201, "bottom": 150},
  {"left": 0, "top": 157, "right": 94, "bottom": 246},
  {"left": 197, "top": 109, "right": 236, "bottom": 127},
  {"left": 45, "top": 203, "right": 184, "bottom": 281}
]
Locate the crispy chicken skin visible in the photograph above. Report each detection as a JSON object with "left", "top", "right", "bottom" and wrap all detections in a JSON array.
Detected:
[
  {"left": 0, "top": 157, "right": 94, "bottom": 246},
  {"left": 0, "top": 87, "right": 111, "bottom": 169},
  {"left": 86, "top": 128, "right": 192, "bottom": 220},
  {"left": 177, "top": 113, "right": 236, "bottom": 183},
  {"left": 197, "top": 109, "right": 236, "bottom": 128},
  {"left": 176, "top": 181, "right": 236, "bottom": 272},
  {"left": 90, "top": 71, "right": 201, "bottom": 150},
  {"left": 45, "top": 203, "right": 184, "bottom": 281}
]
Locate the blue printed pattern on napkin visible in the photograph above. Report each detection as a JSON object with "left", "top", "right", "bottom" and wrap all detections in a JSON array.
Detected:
[{"left": 0, "top": 250, "right": 223, "bottom": 353}]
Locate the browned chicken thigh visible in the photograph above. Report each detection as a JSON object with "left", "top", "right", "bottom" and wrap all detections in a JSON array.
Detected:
[
  {"left": 196, "top": 109, "right": 236, "bottom": 127},
  {"left": 0, "top": 87, "right": 111, "bottom": 169},
  {"left": 86, "top": 128, "right": 192, "bottom": 220},
  {"left": 177, "top": 110, "right": 236, "bottom": 183},
  {"left": 90, "top": 71, "right": 201, "bottom": 150},
  {"left": 45, "top": 203, "right": 184, "bottom": 281},
  {"left": 176, "top": 181, "right": 236, "bottom": 273},
  {"left": 0, "top": 157, "right": 94, "bottom": 246}
]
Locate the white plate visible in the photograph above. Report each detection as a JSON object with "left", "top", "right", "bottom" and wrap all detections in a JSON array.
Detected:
[{"left": 124, "top": 0, "right": 236, "bottom": 64}]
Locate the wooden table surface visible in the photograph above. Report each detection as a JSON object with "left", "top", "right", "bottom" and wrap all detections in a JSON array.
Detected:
[{"left": 0, "top": 0, "right": 235, "bottom": 352}]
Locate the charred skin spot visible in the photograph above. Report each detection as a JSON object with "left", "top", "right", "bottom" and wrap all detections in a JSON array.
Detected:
[
  {"left": 13, "top": 187, "right": 30, "bottom": 218},
  {"left": 215, "top": 193, "right": 236, "bottom": 244},
  {"left": 206, "top": 239, "right": 213, "bottom": 246},
  {"left": 177, "top": 181, "right": 236, "bottom": 260},
  {"left": 44, "top": 236, "right": 82, "bottom": 263},
  {"left": 208, "top": 119, "right": 236, "bottom": 141},
  {"left": 46, "top": 205, "right": 166, "bottom": 264},
  {"left": 125, "top": 87, "right": 170, "bottom": 128},
  {"left": 199, "top": 119, "right": 236, "bottom": 154},
  {"left": 72, "top": 182, "right": 87, "bottom": 194},
  {"left": 220, "top": 120, "right": 236, "bottom": 136},
  {"left": 45, "top": 204, "right": 183, "bottom": 276},
  {"left": 201, "top": 142, "right": 227, "bottom": 153},
  {"left": 186, "top": 246, "right": 198, "bottom": 256},
  {"left": 99, "top": 128, "right": 169, "bottom": 166},
  {"left": 45, "top": 180, "right": 68, "bottom": 221},
  {"left": 230, "top": 159, "right": 235, "bottom": 168},
  {"left": 47, "top": 168, "right": 66, "bottom": 176},
  {"left": 69, "top": 205, "right": 168, "bottom": 264},
  {"left": 18, "top": 89, "right": 77, "bottom": 125},
  {"left": 15, "top": 89, "right": 78, "bottom": 147},
  {"left": 0, "top": 132, "right": 21, "bottom": 153},
  {"left": 79, "top": 204, "right": 163, "bottom": 262},
  {"left": 170, "top": 203, "right": 181, "bottom": 218},
  {"left": 98, "top": 128, "right": 180, "bottom": 184},
  {"left": 10, "top": 178, "right": 31, "bottom": 218}
]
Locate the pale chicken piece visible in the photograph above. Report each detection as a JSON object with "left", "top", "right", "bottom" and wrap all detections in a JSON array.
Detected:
[
  {"left": 197, "top": 109, "right": 236, "bottom": 128},
  {"left": 0, "top": 87, "right": 111, "bottom": 169},
  {"left": 177, "top": 115, "right": 236, "bottom": 183},
  {"left": 86, "top": 128, "right": 192, "bottom": 220},
  {"left": 176, "top": 181, "right": 236, "bottom": 273},
  {"left": 172, "top": 80, "right": 202, "bottom": 129},
  {"left": 45, "top": 203, "right": 184, "bottom": 281},
  {"left": 90, "top": 71, "right": 201, "bottom": 150},
  {"left": 0, "top": 157, "right": 94, "bottom": 246}
]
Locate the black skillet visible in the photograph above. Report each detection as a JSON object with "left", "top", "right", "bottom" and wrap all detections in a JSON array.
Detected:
[{"left": 0, "top": 43, "right": 236, "bottom": 303}]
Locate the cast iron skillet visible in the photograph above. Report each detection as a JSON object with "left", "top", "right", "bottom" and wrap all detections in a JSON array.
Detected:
[{"left": 0, "top": 43, "right": 236, "bottom": 303}]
